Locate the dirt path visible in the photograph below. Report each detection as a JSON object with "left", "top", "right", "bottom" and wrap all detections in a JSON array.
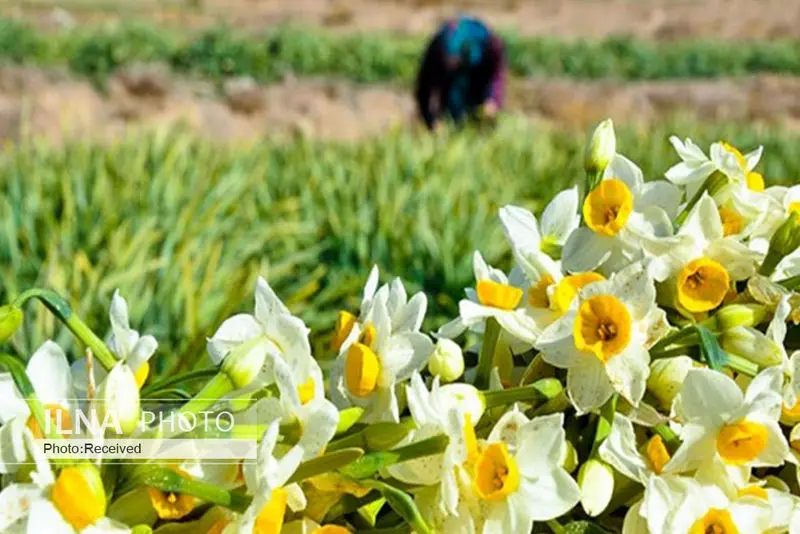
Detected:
[
  {"left": 8, "top": 0, "right": 800, "bottom": 41},
  {"left": 2, "top": 66, "right": 800, "bottom": 144}
]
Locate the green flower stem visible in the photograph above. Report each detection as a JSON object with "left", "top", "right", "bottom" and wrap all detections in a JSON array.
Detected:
[
  {"left": 359, "top": 480, "right": 432, "bottom": 534},
  {"left": 0, "top": 353, "right": 61, "bottom": 440},
  {"left": 327, "top": 418, "right": 417, "bottom": 453},
  {"left": 649, "top": 326, "right": 699, "bottom": 354},
  {"left": 653, "top": 423, "right": 681, "bottom": 452},
  {"left": 650, "top": 346, "right": 691, "bottom": 360},
  {"left": 169, "top": 372, "right": 234, "bottom": 422},
  {"left": 531, "top": 390, "right": 572, "bottom": 416},
  {"left": 339, "top": 435, "right": 449, "bottom": 480},
  {"left": 323, "top": 491, "right": 383, "bottom": 522},
  {"left": 778, "top": 274, "right": 800, "bottom": 291},
  {"left": 137, "top": 466, "right": 252, "bottom": 512},
  {"left": 590, "top": 393, "right": 618, "bottom": 459},
  {"left": 481, "top": 378, "right": 563, "bottom": 409},
  {"left": 475, "top": 317, "right": 502, "bottom": 390},
  {"left": 759, "top": 248, "right": 784, "bottom": 277},
  {"left": 674, "top": 172, "right": 728, "bottom": 227},
  {"left": 547, "top": 519, "right": 567, "bottom": 534},
  {"left": 287, "top": 447, "right": 365, "bottom": 484},
  {"left": 12, "top": 288, "right": 116, "bottom": 371},
  {"left": 140, "top": 367, "right": 219, "bottom": 397},
  {"left": 726, "top": 353, "right": 760, "bottom": 377}
]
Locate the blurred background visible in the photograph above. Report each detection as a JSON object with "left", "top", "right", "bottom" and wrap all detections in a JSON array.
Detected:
[{"left": 1, "top": 0, "right": 800, "bottom": 377}]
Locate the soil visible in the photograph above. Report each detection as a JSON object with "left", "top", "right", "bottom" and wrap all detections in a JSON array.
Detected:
[
  {"left": 7, "top": 0, "right": 800, "bottom": 41},
  {"left": 1, "top": 65, "right": 800, "bottom": 144}
]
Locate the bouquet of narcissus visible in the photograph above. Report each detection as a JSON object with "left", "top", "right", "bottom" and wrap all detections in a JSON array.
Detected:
[{"left": 2, "top": 120, "right": 800, "bottom": 534}]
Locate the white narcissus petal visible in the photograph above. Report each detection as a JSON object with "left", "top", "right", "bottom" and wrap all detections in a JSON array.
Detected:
[
  {"left": 493, "top": 311, "right": 539, "bottom": 345},
  {"left": 516, "top": 470, "right": 581, "bottom": 522},
  {"left": 535, "top": 312, "right": 584, "bottom": 369},
  {"left": 361, "top": 265, "right": 381, "bottom": 316},
  {"left": 82, "top": 518, "right": 134, "bottom": 533},
  {"left": 262, "top": 314, "right": 312, "bottom": 378},
  {"left": 665, "top": 160, "right": 716, "bottom": 187},
  {"left": 566, "top": 357, "right": 615, "bottom": 414},
  {"left": 663, "top": 423, "right": 717, "bottom": 474},
  {"left": 382, "top": 332, "right": 433, "bottom": 382},
  {"left": 749, "top": 420, "right": 790, "bottom": 467},
  {"left": 434, "top": 317, "right": 468, "bottom": 341},
  {"left": 706, "top": 238, "right": 760, "bottom": 280},
  {"left": 285, "top": 483, "right": 306, "bottom": 513},
  {"left": 727, "top": 498, "right": 772, "bottom": 533},
  {"left": 744, "top": 146, "right": 764, "bottom": 170},
  {"left": 298, "top": 399, "right": 339, "bottom": 460},
  {"left": 540, "top": 186, "right": 580, "bottom": 245},
  {"left": 638, "top": 181, "right": 681, "bottom": 219},
  {"left": 127, "top": 335, "right": 157, "bottom": 372},
  {"left": 743, "top": 366, "right": 783, "bottom": 420},
  {"left": 562, "top": 227, "right": 613, "bottom": 273},
  {"left": 605, "top": 343, "right": 649, "bottom": 407},
  {"left": 516, "top": 413, "right": 566, "bottom": 473},
  {"left": 26, "top": 341, "right": 74, "bottom": 408},
  {"left": 681, "top": 193, "right": 723, "bottom": 245},
  {"left": 622, "top": 500, "right": 648, "bottom": 534},
  {"left": 674, "top": 368, "right": 743, "bottom": 426},
  {"left": 487, "top": 409, "right": 530, "bottom": 450},
  {"left": 0, "top": 483, "right": 43, "bottom": 531},
  {"left": 472, "top": 250, "right": 492, "bottom": 282},
  {"left": 670, "top": 136, "right": 708, "bottom": 163},
  {"left": 26, "top": 499, "right": 72, "bottom": 534},
  {"left": 206, "top": 313, "right": 262, "bottom": 364},
  {"left": 599, "top": 413, "right": 650, "bottom": 484},
  {"left": 386, "top": 279, "right": 408, "bottom": 319},
  {"left": 254, "top": 276, "right": 290, "bottom": 321},
  {"left": 362, "top": 386, "right": 400, "bottom": 424},
  {"left": 499, "top": 205, "right": 541, "bottom": 255},
  {"left": 0, "top": 375, "right": 28, "bottom": 423},
  {"left": 605, "top": 153, "right": 644, "bottom": 197},
  {"left": 393, "top": 293, "right": 427, "bottom": 333},
  {"left": 109, "top": 289, "right": 132, "bottom": 354}
]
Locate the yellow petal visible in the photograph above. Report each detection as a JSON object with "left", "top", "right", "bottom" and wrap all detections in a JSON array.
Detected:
[
  {"left": 677, "top": 257, "right": 730, "bottom": 313},
  {"left": 574, "top": 295, "right": 632, "bottom": 363},
  {"left": 345, "top": 343, "right": 380, "bottom": 398},
  {"left": 477, "top": 280, "right": 523, "bottom": 310},
  {"left": 582, "top": 179, "right": 633, "bottom": 237}
]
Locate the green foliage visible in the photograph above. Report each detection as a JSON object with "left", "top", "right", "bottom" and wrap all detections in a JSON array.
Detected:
[
  {"left": 3, "top": 18, "right": 800, "bottom": 85},
  {"left": 3, "top": 119, "right": 800, "bottom": 382}
]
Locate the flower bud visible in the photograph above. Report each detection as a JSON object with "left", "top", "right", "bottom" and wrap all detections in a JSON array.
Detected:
[
  {"left": 96, "top": 362, "right": 141, "bottom": 435},
  {"left": 560, "top": 440, "right": 578, "bottom": 473},
  {"left": 440, "top": 383, "right": 485, "bottom": 423},
  {"left": 577, "top": 458, "right": 614, "bottom": 517},
  {"left": 714, "top": 304, "right": 768, "bottom": 331},
  {"left": 0, "top": 305, "right": 23, "bottom": 342},
  {"left": 51, "top": 463, "right": 107, "bottom": 530},
  {"left": 647, "top": 356, "right": 694, "bottom": 410},
  {"left": 427, "top": 338, "right": 464, "bottom": 383},
  {"left": 720, "top": 326, "right": 783, "bottom": 367},
  {"left": 584, "top": 119, "right": 616, "bottom": 176},
  {"left": 761, "top": 212, "right": 800, "bottom": 276},
  {"left": 221, "top": 338, "right": 266, "bottom": 389}
]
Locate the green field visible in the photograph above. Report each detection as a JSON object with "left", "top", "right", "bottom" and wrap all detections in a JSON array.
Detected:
[
  {"left": 2, "top": 118, "right": 799, "bottom": 380},
  {"left": 3, "top": 18, "right": 800, "bottom": 85}
]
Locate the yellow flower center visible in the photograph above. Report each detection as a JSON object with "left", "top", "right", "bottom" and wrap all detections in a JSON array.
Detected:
[
  {"left": 789, "top": 201, "right": 800, "bottom": 217},
  {"left": 738, "top": 485, "right": 768, "bottom": 500},
  {"left": 716, "top": 420, "right": 768, "bottom": 465},
  {"left": 677, "top": 257, "right": 731, "bottom": 313},
  {"left": 359, "top": 322, "right": 377, "bottom": 349},
  {"left": 574, "top": 295, "right": 632, "bottom": 363},
  {"left": 51, "top": 465, "right": 106, "bottom": 530},
  {"left": 477, "top": 280, "right": 523, "bottom": 310},
  {"left": 551, "top": 272, "right": 605, "bottom": 315},
  {"left": 746, "top": 172, "right": 764, "bottom": 192},
  {"left": 718, "top": 206, "right": 744, "bottom": 237},
  {"left": 253, "top": 488, "right": 288, "bottom": 534},
  {"left": 147, "top": 468, "right": 196, "bottom": 520},
  {"left": 331, "top": 311, "right": 357, "bottom": 352},
  {"left": 689, "top": 508, "right": 739, "bottom": 534},
  {"left": 582, "top": 178, "right": 634, "bottom": 237},
  {"left": 473, "top": 442, "right": 520, "bottom": 502},
  {"left": 27, "top": 403, "right": 72, "bottom": 440},
  {"left": 134, "top": 362, "right": 150, "bottom": 389},
  {"left": 297, "top": 377, "right": 316, "bottom": 405},
  {"left": 528, "top": 275, "right": 555, "bottom": 309},
  {"left": 644, "top": 435, "right": 670, "bottom": 475},
  {"left": 345, "top": 343, "right": 380, "bottom": 398}
]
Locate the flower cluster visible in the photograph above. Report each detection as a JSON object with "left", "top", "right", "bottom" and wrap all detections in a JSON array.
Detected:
[{"left": 1, "top": 119, "right": 800, "bottom": 533}]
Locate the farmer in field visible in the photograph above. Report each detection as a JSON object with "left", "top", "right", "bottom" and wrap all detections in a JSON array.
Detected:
[{"left": 415, "top": 15, "right": 506, "bottom": 131}]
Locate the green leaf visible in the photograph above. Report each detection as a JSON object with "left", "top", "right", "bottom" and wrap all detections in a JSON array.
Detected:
[
  {"left": 288, "top": 447, "right": 364, "bottom": 484},
  {"left": 339, "top": 435, "right": 448, "bottom": 480},
  {"left": 695, "top": 325, "right": 728, "bottom": 371},
  {"left": 359, "top": 480, "right": 431, "bottom": 534},
  {"left": 563, "top": 520, "right": 614, "bottom": 534}
]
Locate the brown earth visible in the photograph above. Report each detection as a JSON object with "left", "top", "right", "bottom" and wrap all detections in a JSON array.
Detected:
[
  {"left": 5, "top": 0, "right": 800, "bottom": 41},
  {"left": 2, "top": 65, "right": 800, "bottom": 144}
]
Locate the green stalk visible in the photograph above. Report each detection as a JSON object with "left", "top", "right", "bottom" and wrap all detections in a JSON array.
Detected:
[
  {"left": 726, "top": 353, "right": 759, "bottom": 377},
  {"left": 287, "top": 447, "right": 365, "bottom": 484},
  {"left": 674, "top": 172, "right": 728, "bottom": 227},
  {"left": 475, "top": 317, "right": 501, "bottom": 389},
  {"left": 653, "top": 423, "right": 681, "bottom": 452},
  {"left": 481, "top": 378, "right": 563, "bottom": 409},
  {"left": 140, "top": 367, "right": 219, "bottom": 397},
  {"left": 758, "top": 248, "right": 784, "bottom": 277},
  {"left": 778, "top": 274, "right": 800, "bottom": 291},
  {"left": 590, "top": 393, "right": 618, "bottom": 458},
  {"left": 0, "top": 353, "right": 61, "bottom": 440},
  {"left": 547, "top": 519, "right": 567, "bottom": 534},
  {"left": 12, "top": 288, "right": 116, "bottom": 370},
  {"left": 138, "top": 466, "right": 251, "bottom": 512},
  {"left": 169, "top": 372, "right": 235, "bottom": 422},
  {"left": 339, "top": 435, "right": 449, "bottom": 480}
]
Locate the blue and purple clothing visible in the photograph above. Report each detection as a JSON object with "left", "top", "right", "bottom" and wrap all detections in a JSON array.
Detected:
[{"left": 415, "top": 16, "right": 506, "bottom": 130}]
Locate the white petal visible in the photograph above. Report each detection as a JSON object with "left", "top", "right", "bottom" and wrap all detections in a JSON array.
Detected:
[
  {"left": 535, "top": 313, "right": 584, "bottom": 369},
  {"left": 516, "top": 469, "right": 580, "bottom": 521},
  {"left": 206, "top": 313, "right": 262, "bottom": 364},
  {"left": 744, "top": 146, "right": 764, "bottom": 171},
  {"left": 606, "top": 154, "right": 644, "bottom": 197},
  {"left": 26, "top": 341, "right": 74, "bottom": 408},
  {"left": 622, "top": 500, "right": 648, "bottom": 534},
  {"left": 499, "top": 205, "right": 541, "bottom": 254},
  {"left": 665, "top": 160, "right": 716, "bottom": 186},
  {"left": 0, "top": 375, "right": 28, "bottom": 423},
  {"left": 750, "top": 420, "right": 790, "bottom": 467},
  {"left": 540, "top": 186, "right": 580, "bottom": 244},
  {"left": 254, "top": 276, "right": 290, "bottom": 321},
  {"left": 729, "top": 498, "right": 772, "bottom": 533},
  {"left": 663, "top": 423, "right": 717, "bottom": 474},
  {"left": 494, "top": 311, "right": 539, "bottom": 345},
  {"left": 670, "top": 136, "right": 708, "bottom": 163},
  {"left": 562, "top": 227, "right": 613, "bottom": 273},
  {"left": 706, "top": 238, "right": 759, "bottom": 280},
  {"left": 472, "top": 250, "right": 492, "bottom": 282},
  {"left": 361, "top": 265, "right": 381, "bottom": 315},
  {"left": 516, "top": 413, "right": 565, "bottom": 473},
  {"left": 26, "top": 499, "right": 72, "bottom": 534},
  {"left": 263, "top": 314, "right": 312, "bottom": 377},
  {"left": 382, "top": 332, "right": 433, "bottom": 382},
  {"left": 566, "top": 358, "right": 615, "bottom": 415},
  {"left": 298, "top": 400, "right": 339, "bottom": 460},
  {"left": 599, "top": 413, "right": 650, "bottom": 483},
  {"left": 681, "top": 193, "right": 723, "bottom": 244},
  {"left": 488, "top": 409, "right": 530, "bottom": 449},
  {"left": 0, "top": 483, "right": 42, "bottom": 531},
  {"left": 743, "top": 366, "right": 783, "bottom": 420},
  {"left": 675, "top": 368, "right": 743, "bottom": 426},
  {"left": 638, "top": 181, "right": 681, "bottom": 219},
  {"left": 605, "top": 343, "right": 649, "bottom": 407},
  {"left": 127, "top": 335, "right": 157, "bottom": 371},
  {"left": 393, "top": 293, "right": 427, "bottom": 333}
]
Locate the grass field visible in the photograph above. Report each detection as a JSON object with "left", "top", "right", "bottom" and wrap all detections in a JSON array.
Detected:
[
  {"left": 3, "top": 19, "right": 800, "bottom": 86},
  {"left": 3, "top": 118, "right": 800, "bottom": 381}
]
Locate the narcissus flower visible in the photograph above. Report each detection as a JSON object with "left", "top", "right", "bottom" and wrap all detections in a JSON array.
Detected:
[
  {"left": 330, "top": 296, "right": 433, "bottom": 423},
  {"left": 666, "top": 367, "right": 790, "bottom": 481},
  {"left": 207, "top": 277, "right": 313, "bottom": 390},
  {"left": 585, "top": 119, "right": 617, "bottom": 176},
  {"left": 436, "top": 251, "right": 540, "bottom": 345},
  {"left": 646, "top": 194, "right": 760, "bottom": 313},
  {"left": 562, "top": 154, "right": 680, "bottom": 276},
  {"left": 535, "top": 263, "right": 664, "bottom": 413}
]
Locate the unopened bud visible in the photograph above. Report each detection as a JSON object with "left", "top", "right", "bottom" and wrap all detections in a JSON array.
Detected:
[
  {"left": 714, "top": 304, "right": 768, "bottom": 331},
  {"left": 584, "top": 119, "right": 616, "bottom": 176},
  {"left": 221, "top": 338, "right": 266, "bottom": 389},
  {"left": 440, "top": 383, "right": 485, "bottom": 423},
  {"left": 761, "top": 212, "right": 800, "bottom": 276},
  {"left": 427, "top": 338, "right": 464, "bottom": 383},
  {"left": 0, "top": 305, "right": 23, "bottom": 342},
  {"left": 647, "top": 356, "right": 694, "bottom": 411},
  {"left": 720, "top": 326, "right": 783, "bottom": 367},
  {"left": 96, "top": 362, "right": 140, "bottom": 435},
  {"left": 51, "top": 463, "right": 107, "bottom": 530},
  {"left": 560, "top": 440, "right": 578, "bottom": 473},
  {"left": 577, "top": 459, "right": 614, "bottom": 517}
]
